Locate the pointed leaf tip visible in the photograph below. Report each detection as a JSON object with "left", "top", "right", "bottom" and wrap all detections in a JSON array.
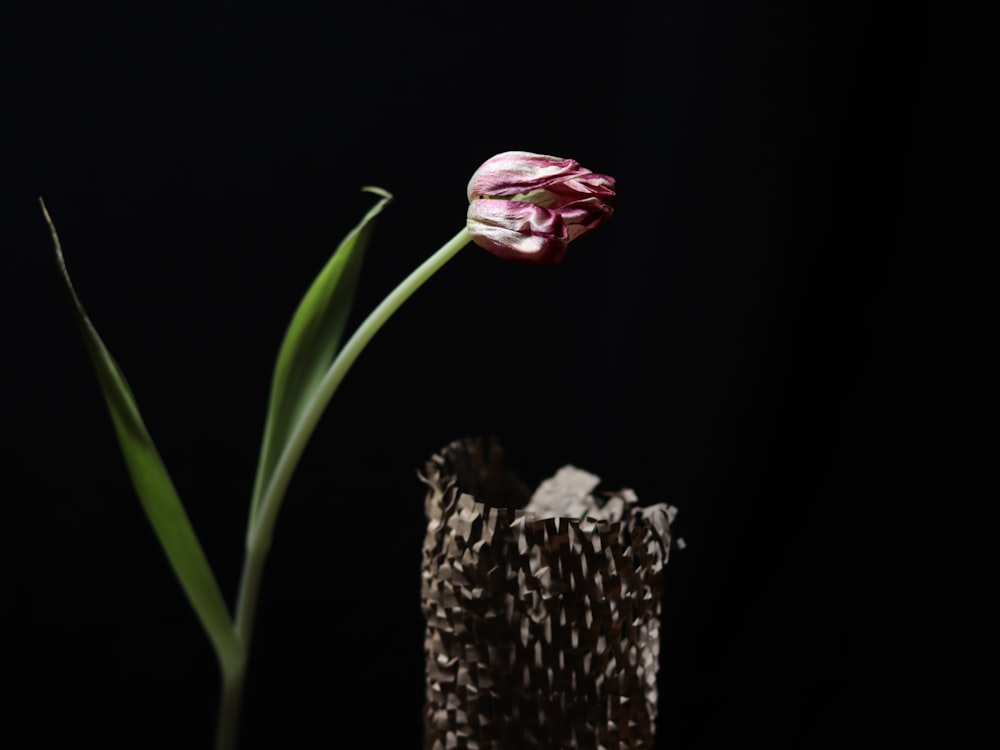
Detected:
[{"left": 360, "top": 185, "right": 393, "bottom": 201}]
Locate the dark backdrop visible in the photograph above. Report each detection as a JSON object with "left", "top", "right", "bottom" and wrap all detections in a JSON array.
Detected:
[{"left": 4, "top": 2, "right": 991, "bottom": 749}]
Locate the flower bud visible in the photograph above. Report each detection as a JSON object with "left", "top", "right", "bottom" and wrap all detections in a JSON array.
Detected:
[{"left": 466, "top": 151, "right": 617, "bottom": 264}]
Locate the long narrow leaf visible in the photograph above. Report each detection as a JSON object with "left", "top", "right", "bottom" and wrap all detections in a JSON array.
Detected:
[
  {"left": 42, "top": 199, "right": 241, "bottom": 671},
  {"left": 248, "top": 187, "right": 393, "bottom": 526}
]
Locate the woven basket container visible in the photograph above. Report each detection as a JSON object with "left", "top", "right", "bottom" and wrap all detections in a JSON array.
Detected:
[{"left": 419, "top": 437, "right": 676, "bottom": 750}]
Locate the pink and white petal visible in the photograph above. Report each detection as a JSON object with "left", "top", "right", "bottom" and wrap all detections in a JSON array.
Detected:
[
  {"left": 467, "top": 152, "right": 590, "bottom": 201},
  {"left": 547, "top": 174, "right": 618, "bottom": 203},
  {"left": 469, "top": 199, "right": 566, "bottom": 240},
  {"left": 467, "top": 224, "right": 568, "bottom": 264},
  {"left": 467, "top": 199, "right": 569, "bottom": 264},
  {"left": 557, "top": 197, "right": 617, "bottom": 239}
]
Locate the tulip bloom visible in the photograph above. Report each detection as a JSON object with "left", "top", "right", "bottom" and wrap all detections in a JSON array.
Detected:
[{"left": 466, "top": 151, "right": 617, "bottom": 265}]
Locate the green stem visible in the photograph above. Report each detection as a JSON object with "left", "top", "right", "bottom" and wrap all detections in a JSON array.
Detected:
[
  {"left": 248, "top": 224, "right": 471, "bottom": 552},
  {"left": 213, "top": 225, "right": 472, "bottom": 750},
  {"left": 214, "top": 656, "right": 247, "bottom": 750}
]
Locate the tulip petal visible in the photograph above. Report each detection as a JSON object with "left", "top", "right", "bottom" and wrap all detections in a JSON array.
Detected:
[
  {"left": 546, "top": 174, "right": 618, "bottom": 203},
  {"left": 467, "top": 151, "right": 595, "bottom": 201},
  {"left": 467, "top": 199, "right": 569, "bottom": 264},
  {"left": 553, "top": 197, "right": 617, "bottom": 240}
]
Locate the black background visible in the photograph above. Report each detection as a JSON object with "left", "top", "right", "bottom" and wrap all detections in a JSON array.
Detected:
[{"left": 4, "top": 2, "right": 992, "bottom": 749}]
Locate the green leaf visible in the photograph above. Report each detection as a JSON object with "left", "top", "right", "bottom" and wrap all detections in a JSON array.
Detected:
[
  {"left": 41, "top": 199, "right": 241, "bottom": 672},
  {"left": 248, "top": 187, "right": 393, "bottom": 526}
]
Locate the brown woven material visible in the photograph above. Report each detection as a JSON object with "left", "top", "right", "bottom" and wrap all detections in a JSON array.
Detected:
[{"left": 419, "top": 437, "right": 677, "bottom": 750}]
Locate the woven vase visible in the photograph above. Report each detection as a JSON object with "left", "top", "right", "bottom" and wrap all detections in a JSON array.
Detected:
[{"left": 419, "top": 437, "right": 677, "bottom": 750}]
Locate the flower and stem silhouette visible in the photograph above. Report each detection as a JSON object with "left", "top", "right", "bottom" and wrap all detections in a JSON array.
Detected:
[{"left": 45, "top": 151, "right": 618, "bottom": 750}]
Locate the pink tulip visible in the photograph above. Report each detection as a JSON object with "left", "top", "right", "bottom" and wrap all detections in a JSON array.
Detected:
[{"left": 466, "top": 151, "right": 617, "bottom": 264}]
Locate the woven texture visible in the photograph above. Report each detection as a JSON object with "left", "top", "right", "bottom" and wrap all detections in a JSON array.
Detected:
[{"left": 419, "top": 437, "right": 676, "bottom": 750}]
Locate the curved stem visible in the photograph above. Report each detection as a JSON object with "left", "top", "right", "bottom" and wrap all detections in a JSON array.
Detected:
[
  {"left": 248, "top": 224, "right": 471, "bottom": 561},
  {"left": 213, "top": 225, "right": 472, "bottom": 750}
]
